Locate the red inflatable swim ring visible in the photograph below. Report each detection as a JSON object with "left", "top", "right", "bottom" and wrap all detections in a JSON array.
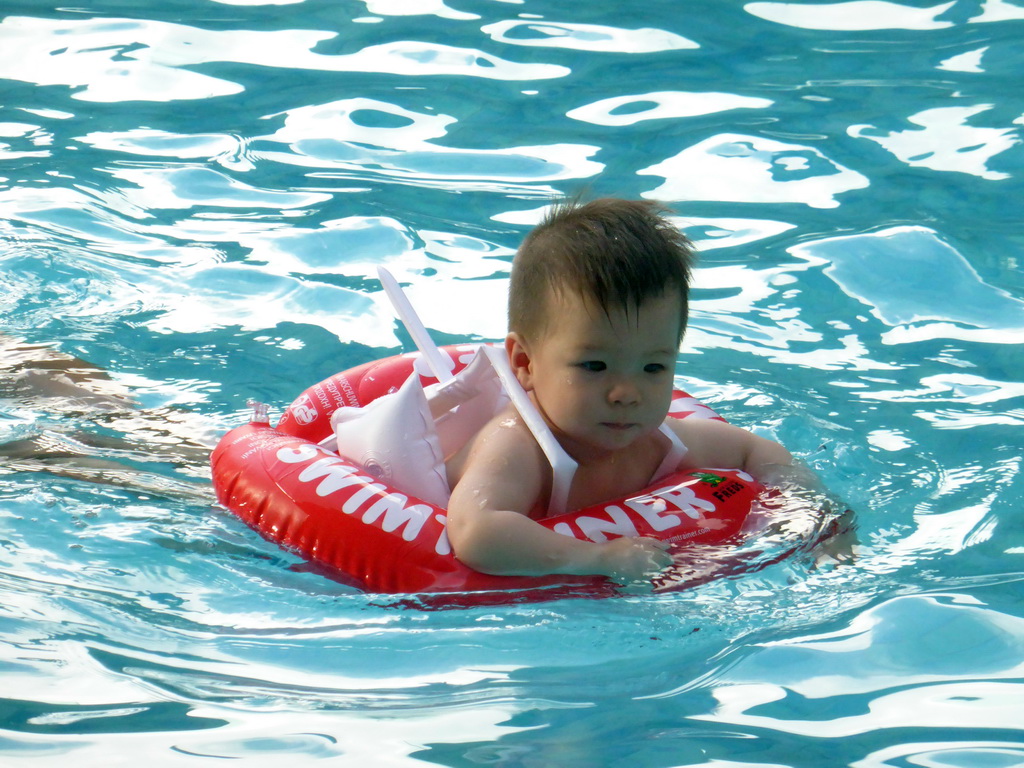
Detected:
[{"left": 211, "top": 344, "right": 763, "bottom": 599}]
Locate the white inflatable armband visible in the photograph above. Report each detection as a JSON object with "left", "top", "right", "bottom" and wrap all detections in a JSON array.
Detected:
[
  {"left": 425, "top": 350, "right": 510, "bottom": 460},
  {"left": 330, "top": 371, "right": 450, "bottom": 508}
]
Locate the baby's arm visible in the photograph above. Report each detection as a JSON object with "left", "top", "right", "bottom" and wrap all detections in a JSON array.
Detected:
[
  {"left": 671, "top": 417, "right": 793, "bottom": 481},
  {"left": 446, "top": 419, "right": 670, "bottom": 581}
]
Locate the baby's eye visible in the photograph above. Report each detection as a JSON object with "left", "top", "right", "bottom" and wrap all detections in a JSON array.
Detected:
[
  {"left": 579, "top": 361, "right": 607, "bottom": 372},
  {"left": 644, "top": 363, "right": 667, "bottom": 374}
]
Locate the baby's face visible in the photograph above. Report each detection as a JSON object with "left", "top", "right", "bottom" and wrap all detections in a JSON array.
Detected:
[{"left": 522, "top": 288, "right": 682, "bottom": 461}]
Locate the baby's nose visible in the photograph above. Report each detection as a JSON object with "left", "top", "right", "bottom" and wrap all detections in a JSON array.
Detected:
[{"left": 608, "top": 378, "right": 640, "bottom": 405}]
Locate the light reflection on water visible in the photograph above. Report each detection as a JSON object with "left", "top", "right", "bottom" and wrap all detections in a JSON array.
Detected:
[
  {"left": 640, "top": 133, "right": 871, "bottom": 209},
  {"left": 0, "top": 14, "right": 570, "bottom": 102},
  {"left": 693, "top": 592, "right": 1024, "bottom": 737},
  {"left": 1, "top": 0, "right": 1022, "bottom": 764}
]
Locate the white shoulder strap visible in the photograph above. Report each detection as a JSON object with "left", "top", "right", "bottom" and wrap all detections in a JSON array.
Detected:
[
  {"left": 651, "top": 422, "right": 688, "bottom": 483},
  {"left": 480, "top": 346, "right": 577, "bottom": 517}
]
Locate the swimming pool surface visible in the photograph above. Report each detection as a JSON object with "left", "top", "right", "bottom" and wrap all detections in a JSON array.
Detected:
[{"left": 1, "top": 1, "right": 1023, "bottom": 765}]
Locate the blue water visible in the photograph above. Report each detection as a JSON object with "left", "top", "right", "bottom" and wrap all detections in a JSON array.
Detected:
[{"left": 2, "top": 0, "right": 1023, "bottom": 764}]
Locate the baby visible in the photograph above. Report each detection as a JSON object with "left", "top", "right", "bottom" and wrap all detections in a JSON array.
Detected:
[{"left": 445, "top": 198, "right": 794, "bottom": 582}]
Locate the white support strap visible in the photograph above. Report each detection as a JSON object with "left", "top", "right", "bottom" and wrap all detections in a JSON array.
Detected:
[
  {"left": 479, "top": 346, "right": 577, "bottom": 517},
  {"left": 377, "top": 266, "right": 455, "bottom": 383}
]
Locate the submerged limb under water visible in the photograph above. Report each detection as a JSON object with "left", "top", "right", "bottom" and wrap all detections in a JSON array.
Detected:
[
  {"left": 648, "top": 465, "right": 858, "bottom": 593},
  {"left": 0, "top": 336, "right": 216, "bottom": 501}
]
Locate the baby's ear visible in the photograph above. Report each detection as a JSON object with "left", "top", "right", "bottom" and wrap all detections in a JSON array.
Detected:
[{"left": 504, "top": 333, "right": 534, "bottom": 391}]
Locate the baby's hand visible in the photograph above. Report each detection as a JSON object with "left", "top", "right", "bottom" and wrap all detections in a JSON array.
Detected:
[{"left": 599, "top": 537, "right": 672, "bottom": 583}]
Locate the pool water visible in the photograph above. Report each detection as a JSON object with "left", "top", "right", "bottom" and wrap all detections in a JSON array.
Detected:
[{"left": 2, "top": 0, "right": 1023, "bottom": 765}]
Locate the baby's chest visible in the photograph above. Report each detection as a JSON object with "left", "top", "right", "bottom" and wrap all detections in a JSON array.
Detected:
[{"left": 565, "top": 453, "right": 661, "bottom": 511}]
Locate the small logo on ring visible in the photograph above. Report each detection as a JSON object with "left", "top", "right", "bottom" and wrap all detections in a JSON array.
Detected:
[{"left": 291, "top": 395, "right": 319, "bottom": 426}]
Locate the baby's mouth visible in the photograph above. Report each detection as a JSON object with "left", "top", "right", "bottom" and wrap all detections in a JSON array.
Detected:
[{"left": 600, "top": 422, "right": 638, "bottom": 431}]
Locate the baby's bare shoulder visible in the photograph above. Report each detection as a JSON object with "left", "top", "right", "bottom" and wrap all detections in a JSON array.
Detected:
[
  {"left": 469, "top": 405, "right": 544, "bottom": 467},
  {"left": 447, "top": 405, "right": 548, "bottom": 505},
  {"left": 668, "top": 415, "right": 754, "bottom": 466}
]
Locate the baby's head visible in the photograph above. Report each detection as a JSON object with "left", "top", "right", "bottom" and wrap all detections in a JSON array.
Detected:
[{"left": 508, "top": 198, "right": 695, "bottom": 343}]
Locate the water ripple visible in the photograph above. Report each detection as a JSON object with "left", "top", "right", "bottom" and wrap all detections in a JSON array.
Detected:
[
  {"left": 639, "top": 133, "right": 870, "bottom": 209},
  {"left": 567, "top": 90, "right": 773, "bottom": 127},
  {"left": 850, "top": 104, "right": 1021, "bottom": 181},
  {"left": 481, "top": 20, "right": 698, "bottom": 53},
  {"left": 0, "top": 15, "right": 569, "bottom": 105},
  {"left": 745, "top": 1, "right": 960, "bottom": 31}
]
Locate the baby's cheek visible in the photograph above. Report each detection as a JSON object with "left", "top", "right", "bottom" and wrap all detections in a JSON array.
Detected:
[{"left": 653, "top": 384, "right": 674, "bottom": 413}]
